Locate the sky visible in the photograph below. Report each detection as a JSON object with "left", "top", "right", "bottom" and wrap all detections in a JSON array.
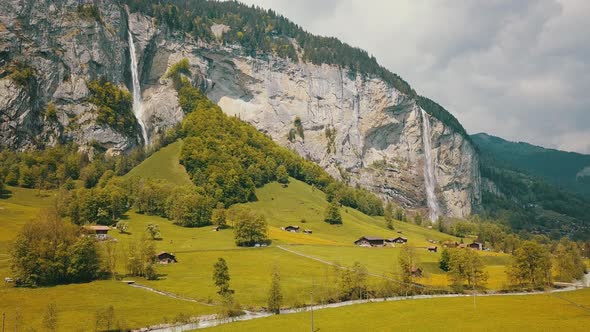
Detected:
[{"left": 238, "top": 0, "right": 590, "bottom": 154}]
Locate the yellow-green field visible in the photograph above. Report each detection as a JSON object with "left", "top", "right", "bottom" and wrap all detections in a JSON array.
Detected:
[
  {"left": 0, "top": 142, "right": 576, "bottom": 331},
  {"left": 203, "top": 288, "right": 590, "bottom": 331}
]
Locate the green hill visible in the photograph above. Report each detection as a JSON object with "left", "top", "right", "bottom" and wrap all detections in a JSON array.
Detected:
[{"left": 123, "top": 140, "right": 193, "bottom": 186}]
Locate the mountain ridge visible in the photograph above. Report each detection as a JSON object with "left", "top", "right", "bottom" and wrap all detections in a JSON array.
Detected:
[{"left": 472, "top": 132, "right": 590, "bottom": 197}]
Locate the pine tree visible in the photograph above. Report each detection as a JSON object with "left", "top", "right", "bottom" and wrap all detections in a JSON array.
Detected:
[
  {"left": 384, "top": 202, "right": 394, "bottom": 229},
  {"left": 267, "top": 267, "right": 283, "bottom": 314},
  {"left": 213, "top": 258, "right": 233, "bottom": 296},
  {"left": 439, "top": 248, "right": 450, "bottom": 272}
]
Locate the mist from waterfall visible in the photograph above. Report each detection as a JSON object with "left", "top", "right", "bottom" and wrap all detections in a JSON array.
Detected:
[
  {"left": 127, "top": 13, "right": 149, "bottom": 147},
  {"left": 420, "top": 108, "right": 440, "bottom": 222}
]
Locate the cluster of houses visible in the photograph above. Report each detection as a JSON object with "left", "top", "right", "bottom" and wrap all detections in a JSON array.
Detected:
[
  {"left": 354, "top": 235, "right": 485, "bottom": 252},
  {"left": 82, "top": 225, "right": 179, "bottom": 264},
  {"left": 442, "top": 240, "right": 485, "bottom": 250},
  {"left": 282, "top": 225, "right": 313, "bottom": 234},
  {"left": 354, "top": 236, "right": 408, "bottom": 247}
]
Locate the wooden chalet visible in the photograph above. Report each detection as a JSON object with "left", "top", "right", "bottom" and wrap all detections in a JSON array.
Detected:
[
  {"left": 84, "top": 225, "right": 111, "bottom": 240},
  {"left": 468, "top": 242, "right": 484, "bottom": 250},
  {"left": 156, "top": 252, "right": 177, "bottom": 264},
  {"left": 303, "top": 229, "right": 313, "bottom": 234},
  {"left": 283, "top": 225, "right": 300, "bottom": 233},
  {"left": 354, "top": 236, "right": 385, "bottom": 247},
  {"left": 427, "top": 246, "right": 438, "bottom": 253},
  {"left": 389, "top": 236, "right": 408, "bottom": 244}
]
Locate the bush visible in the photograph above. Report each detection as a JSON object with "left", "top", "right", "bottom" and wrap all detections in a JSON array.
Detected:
[{"left": 9, "top": 62, "right": 35, "bottom": 87}]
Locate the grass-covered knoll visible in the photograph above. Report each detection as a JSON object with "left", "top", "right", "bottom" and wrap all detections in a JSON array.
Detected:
[
  {"left": 123, "top": 140, "right": 193, "bottom": 186},
  {"left": 204, "top": 288, "right": 590, "bottom": 332}
]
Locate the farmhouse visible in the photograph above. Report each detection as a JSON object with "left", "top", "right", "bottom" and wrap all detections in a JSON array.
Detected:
[
  {"left": 354, "top": 236, "right": 385, "bottom": 247},
  {"left": 84, "top": 225, "right": 110, "bottom": 240},
  {"left": 427, "top": 246, "right": 438, "bottom": 253},
  {"left": 303, "top": 229, "right": 313, "bottom": 234},
  {"left": 156, "top": 252, "right": 177, "bottom": 264},
  {"left": 389, "top": 236, "right": 408, "bottom": 244},
  {"left": 283, "top": 225, "right": 300, "bottom": 233},
  {"left": 468, "top": 242, "right": 484, "bottom": 250}
]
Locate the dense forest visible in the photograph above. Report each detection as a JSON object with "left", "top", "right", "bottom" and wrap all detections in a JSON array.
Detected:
[
  {"left": 479, "top": 164, "right": 590, "bottom": 240},
  {"left": 122, "top": 0, "right": 469, "bottom": 138},
  {"left": 469, "top": 133, "right": 590, "bottom": 240},
  {"left": 472, "top": 133, "right": 590, "bottom": 196}
]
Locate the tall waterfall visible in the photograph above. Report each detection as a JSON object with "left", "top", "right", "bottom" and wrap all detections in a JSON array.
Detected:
[
  {"left": 420, "top": 109, "right": 440, "bottom": 222},
  {"left": 127, "top": 17, "right": 149, "bottom": 147}
]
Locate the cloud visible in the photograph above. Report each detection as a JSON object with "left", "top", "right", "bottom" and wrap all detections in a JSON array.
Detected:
[{"left": 237, "top": 0, "right": 590, "bottom": 153}]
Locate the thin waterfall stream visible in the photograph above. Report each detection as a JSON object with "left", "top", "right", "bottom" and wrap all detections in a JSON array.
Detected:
[
  {"left": 420, "top": 108, "right": 440, "bottom": 221},
  {"left": 127, "top": 9, "right": 149, "bottom": 147}
]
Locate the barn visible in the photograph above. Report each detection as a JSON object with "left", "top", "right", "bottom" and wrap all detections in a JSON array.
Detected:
[
  {"left": 354, "top": 236, "right": 385, "bottom": 247},
  {"left": 156, "top": 252, "right": 177, "bottom": 264}
]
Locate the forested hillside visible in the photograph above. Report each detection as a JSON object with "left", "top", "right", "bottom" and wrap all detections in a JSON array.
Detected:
[
  {"left": 472, "top": 133, "right": 590, "bottom": 240},
  {"left": 472, "top": 133, "right": 590, "bottom": 196}
]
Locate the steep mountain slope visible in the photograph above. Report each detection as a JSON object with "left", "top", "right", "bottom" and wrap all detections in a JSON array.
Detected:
[
  {"left": 471, "top": 134, "right": 590, "bottom": 239},
  {"left": 472, "top": 133, "right": 590, "bottom": 196},
  {"left": 0, "top": 0, "right": 480, "bottom": 218}
]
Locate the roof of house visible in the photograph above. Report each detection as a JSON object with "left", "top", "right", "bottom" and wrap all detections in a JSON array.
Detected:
[
  {"left": 157, "top": 252, "right": 176, "bottom": 257},
  {"left": 428, "top": 246, "right": 438, "bottom": 249},
  {"left": 390, "top": 236, "right": 407, "bottom": 241},
  {"left": 357, "top": 236, "right": 384, "bottom": 241},
  {"left": 84, "top": 225, "right": 111, "bottom": 231},
  {"left": 285, "top": 225, "right": 300, "bottom": 229}
]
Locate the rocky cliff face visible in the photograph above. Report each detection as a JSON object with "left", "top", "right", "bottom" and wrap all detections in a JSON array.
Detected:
[
  {"left": 0, "top": 0, "right": 481, "bottom": 218},
  {"left": 0, "top": 0, "right": 138, "bottom": 152}
]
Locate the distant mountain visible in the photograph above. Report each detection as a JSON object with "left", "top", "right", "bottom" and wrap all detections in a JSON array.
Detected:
[
  {"left": 472, "top": 133, "right": 590, "bottom": 240},
  {"left": 471, "top": 133, "right": 590, "bottom": 197}
]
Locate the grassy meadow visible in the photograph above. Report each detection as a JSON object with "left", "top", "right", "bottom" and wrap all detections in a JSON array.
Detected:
[
  {"left": 204, "top": 288, "right": 590, "bottom": 332},
  {"left": 0, "top": 142, "right": 581, "bottom": 331}
]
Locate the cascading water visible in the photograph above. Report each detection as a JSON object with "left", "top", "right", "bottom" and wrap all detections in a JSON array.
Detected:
[
  {"left": 127, "top": 12, "right": 149, "bottom": 147},
  {"left": 420, "top": 108, "right": 440, "bottom": 222}
]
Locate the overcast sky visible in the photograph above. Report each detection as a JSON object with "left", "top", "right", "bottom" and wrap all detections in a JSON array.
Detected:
[{"left": 238, "top": 0, "right": 590, "bottom": 154}]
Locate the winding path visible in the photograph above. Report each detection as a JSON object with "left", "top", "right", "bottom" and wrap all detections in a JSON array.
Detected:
[{"left": 129, "top": 283, "right": 216, "bottom": 307}]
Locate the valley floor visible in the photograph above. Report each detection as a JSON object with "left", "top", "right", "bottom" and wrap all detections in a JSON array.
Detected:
[
  {"left": 200, "top": 287, "right": 590, "bottom": 331},
  {"left": 0, "top": 145, "right": 583, "bottom": 331}
]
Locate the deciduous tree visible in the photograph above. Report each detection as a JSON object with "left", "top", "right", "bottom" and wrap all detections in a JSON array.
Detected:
[{"left": 508, "top": 241, "right": 552, "bottom": 288}]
